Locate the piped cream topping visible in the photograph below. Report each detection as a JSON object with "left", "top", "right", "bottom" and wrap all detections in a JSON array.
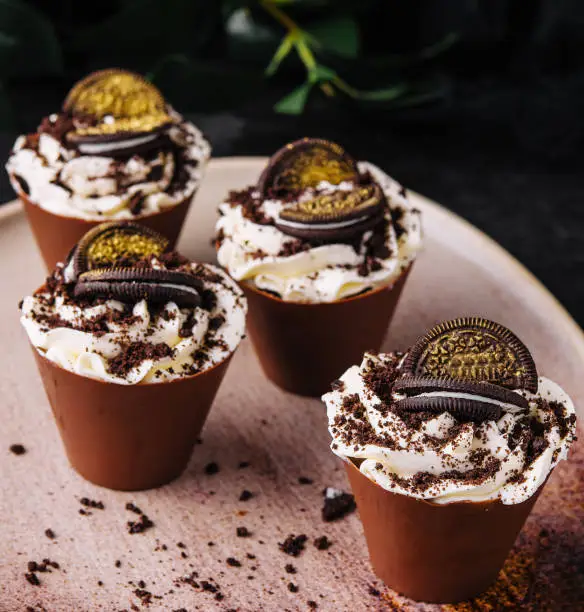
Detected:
[
  {"left": 323, "top": 352, "right": 577, "bottom": 505},
  {"left": 216, "top": 162, "right": 421, "bottom": 303}
]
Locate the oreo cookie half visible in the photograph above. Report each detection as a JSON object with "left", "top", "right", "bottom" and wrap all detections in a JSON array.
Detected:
[
  {"left": 63, "top": 69, "right": 172, "bottom": 155},
  {"left": 257, "top": 138, "right": 359, "bottom": 196},
  {"left": 402, "top": 317, "right": 538, "bottom": 393},
  {"left": 393, "top": 375, "right": 528, "bottom": 422},
  {"left": 275, "top": 184, "right": 384, "bottom": 241},
  {"left": 67, "top": 222, "right": 169, "bottom": 282},
  {"left": 74, "top": 268, "right": 203, "bottom": 308},
  {"left": 394, "top": 396, "right": 502, "bottom": 423},
  {"left": 393, "top": 376, "right": 529, "bottom": 410}
]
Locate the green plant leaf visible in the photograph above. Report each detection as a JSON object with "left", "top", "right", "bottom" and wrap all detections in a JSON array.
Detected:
[
  {"left": 351, "top": 83, "right": 408, "bottom": 101},
  {"left": 309, "top": 63, "right": 337, "bottom": 83},
  {"left": 274, "top": 81, "right": 313, "bottom": 114},
  {"left": 306, "top": 16, "right": 359, "bottom": 59},
  {"left": 265, "top": 32, "right": 295, "bottom": 76},
  {"left": 0, "top": 0, "right": 62, "bottom": 77},
  {"left": 418, "top": 32, "right": 460, "bottom": 60}
]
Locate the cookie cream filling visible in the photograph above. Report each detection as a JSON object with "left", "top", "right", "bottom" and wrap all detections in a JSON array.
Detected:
[
  {"left": 323, "top": 353, "right": 577, "bottom": 505},
  {"left": 76, "top": 133, "right": 159, "bottom": 155},
  {"left": 6, "top": 113, "right": 210, "bottom": 220},
  {"left": 20, "top": 261, "right": 246, "bottom": 385},
  {"left": 276, "top": 214, "right": 372, "bottom": 231},
  {"left": 216, "top": 162, "right": 421, "bottom": 303}
]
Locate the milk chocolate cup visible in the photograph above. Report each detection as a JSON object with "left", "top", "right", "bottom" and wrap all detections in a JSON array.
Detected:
[
  {"left": 345, "top": 460, "right": 544, "bottom": 603},
  {"left": 32, "top": 350, "right": 232, "bottom": 491},
  {"left": 17, "top": 184, "right": 193, "bottom": 270},
  {"left": 242, "top": 266, "right": 411, "bottom": 397}
]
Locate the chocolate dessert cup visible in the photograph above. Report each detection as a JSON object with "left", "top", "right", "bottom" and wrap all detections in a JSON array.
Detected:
[
  {"left": 33, "top": 349, "right": 232, "bottom": 491},
  {"left": 345, "top": 460, "right": 543, "bottom": 603},
  {"left": 7, "top": 69, "right": 211, "bottom": 271},
  {"left": 243, "top": 266, "right": 411, "bottom": 397},
  {"left": 18, "top": 186, "right": 193, "bottom": 270}
]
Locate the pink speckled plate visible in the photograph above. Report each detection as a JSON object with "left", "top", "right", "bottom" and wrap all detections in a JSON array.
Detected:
[{"left": 1, "top": 158, "right": 582, "bottom": 611}]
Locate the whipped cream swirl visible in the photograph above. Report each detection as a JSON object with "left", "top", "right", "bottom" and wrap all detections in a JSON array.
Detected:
[
  {"left": 216, "top": 162, "right": 421, "bottom": 303},
  {"left": 6, "top": 110, "right": 210, "bottom": 220},
  {"left": 323, "top": 352, "right": 577, "bottom": 505},
  {"left": 20, "top": 259, "right": 246, "bottom": 384}
]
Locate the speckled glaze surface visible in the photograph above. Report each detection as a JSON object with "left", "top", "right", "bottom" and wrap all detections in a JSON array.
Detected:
[{"left": 1, "top": 158, "right": 582, "bottom": 611}]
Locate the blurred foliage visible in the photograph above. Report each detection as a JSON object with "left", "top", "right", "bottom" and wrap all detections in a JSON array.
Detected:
[{"left": 0, "top": 0, "right": 578, "bottom": 125}]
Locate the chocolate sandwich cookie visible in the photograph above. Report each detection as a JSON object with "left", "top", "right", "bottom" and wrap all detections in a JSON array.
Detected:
[
  {"left": 74, "top": 268, "right": 203, "bottom": 308},
  {"left": 392, "top": 375, "right": 529, "bottom": 422},
  {"left": 258, "top": 138, "right": 359, "bottom": 196},
  {"left": 393, "top": 376, "right": 529, "bottom": 410},
  {"left": 275, "top": 184, "right": 385, "bottom": 242},
  {"left": 67, "top": 222, "right": 169, "bottom": 281},
  {"left": 403, "top": 317, "right": 538, "bottom": 393},
  {"left": 394, "top": 395, "right": 503, "bottom": 423},
  {"left": 63, "top": 69, "right": 172, "bottom": 156}
]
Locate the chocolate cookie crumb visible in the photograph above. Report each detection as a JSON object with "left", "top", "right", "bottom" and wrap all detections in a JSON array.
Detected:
[
  {"left": 128, "top": 514, "right": 154, "bottom": 534},
  {"left": 288, "top": 582, "right": 299, "bottom": 593},
  {"left": 314, "top": 536, "right": 332, "bottom": 550},
  {"left": 204, "top": 462, "right": 219, "bottom": 475},
  {"left": 298, "top": 476, "right": 313, "bottom": 485},
  {"left": 226, "top": 557, "right": 241, "bottom": 567},
  {"left": 285, "top": 563, "right": 297, "bottom": 574},
  {"left": 279, "top": 534, "right": 308, "bottom": 557},
  {"left": 98, "top": 580, "right": 103, "bottom": 587},
  {"left": 322, "top": 488, "right": 356, "bottom": 522},
  {"left": 25, "top": 572, "right": 40, "bottom": 586},
  {"left": 177, "top": 541, "right": 186, "bottom": 549},
  {"left": 44, "top": 528, "right": 56, "bottom": 540},
  {"left": 80, "top": 497, "right": 104, "bottom": 510},
  {"left": 134, "top": 587, "right": 159, "bottom": 605},
  {"left": 125, "top": 502, "right": 143, "bottom": 515},
  {"left": 9, "top": 443, "right": 26, "bottom": 455},
  {"left": 308, "top": 601, "right": 318, "bottom": 609},
  {"left": 115, "top": 560, "right": 122, "bottom": 568},
  {"left": 368, "top": 585, "right": 381, "bottom": 597},
  {"left": 239, "top": 490, "right": 253, "bottom": 502},
  {"left": 236, "top": 526, "right": 251, "bottom": 538}
]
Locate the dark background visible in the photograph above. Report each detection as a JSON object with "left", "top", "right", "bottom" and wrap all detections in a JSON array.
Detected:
[{"left": 1, "top": 0, "right": 583, "bottom": 324}]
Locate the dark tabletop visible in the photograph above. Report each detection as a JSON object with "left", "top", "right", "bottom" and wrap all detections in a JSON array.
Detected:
[{"left": 1, "top": 75, "right": 582, "bottom": 327}]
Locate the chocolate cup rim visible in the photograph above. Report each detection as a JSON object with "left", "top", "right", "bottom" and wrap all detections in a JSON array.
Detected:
[
  {"left": 28, "top": 284, "right": 241, "bottom": 388},
  {"left": 10, "top": 172, "right": 196, "bottom": 223},
  {"left": 240, "top": 265, "right": 412, "bottom": 307},
  {"left": 344, "top": 457, "right": 540, "bottom": 509}
]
